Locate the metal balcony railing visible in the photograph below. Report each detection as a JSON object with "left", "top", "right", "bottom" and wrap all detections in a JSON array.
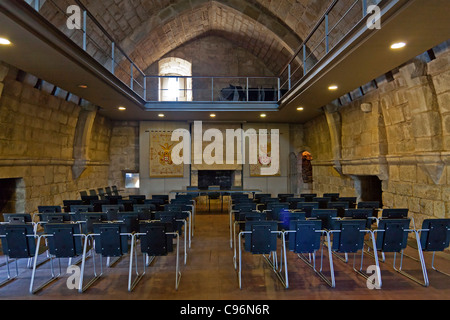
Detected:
[{"left": 24, "top": 0, "right": 386, "bottom": 105}]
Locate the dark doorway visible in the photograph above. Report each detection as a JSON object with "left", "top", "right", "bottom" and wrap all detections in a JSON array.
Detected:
[
  {"left": 356, "top": 175, "right": 383, "bottom": 205},
  {"left": 0, "top": 178, "right": 25, "bottom": 221}
]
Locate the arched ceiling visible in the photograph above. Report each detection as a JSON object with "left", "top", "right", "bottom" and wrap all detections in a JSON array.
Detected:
[{"left": 39, "top": 0, "right": 335, "bottom": 77}]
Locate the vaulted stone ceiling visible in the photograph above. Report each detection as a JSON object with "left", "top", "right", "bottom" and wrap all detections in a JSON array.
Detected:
[{"left": 40, "top": 0, "right": 335, "bottom": 78}]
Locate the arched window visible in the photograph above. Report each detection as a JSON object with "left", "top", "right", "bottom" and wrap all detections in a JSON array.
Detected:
[{"left": 158, "top": 57, "right": 192, "bottom": 102}]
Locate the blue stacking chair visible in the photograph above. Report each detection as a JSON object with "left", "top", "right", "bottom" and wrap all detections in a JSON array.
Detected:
[
  {"left": 0, "top": 218, "right": 36, "bottom": 288},
  {"left": 285, "top": 219, "right": 334, "bottom": 287},
  {"left": 78, "top": 222, "right": 133, "bottom": 293},
  {"left": 237, "top": 220, "right": 288, "bottom": 289},
  {"left": 374, "top": 218, "right": 428, "bottom": 287},
  {"left": 329, "top": 219, "right": 381, "bottom": 288},
  {"left": 418, "top": 219, "right": 450, "bottom": 280},
  {"left": 129, "top": 221, "right": 182, "bottom": 291},
  {"left": 30, "top": 223, "right": 87, "bottom": 294}
]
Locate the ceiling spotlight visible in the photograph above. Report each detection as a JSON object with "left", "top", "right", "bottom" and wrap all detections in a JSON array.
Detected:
[
  {"left": 158, "top": 114, "right": 165, "bottom": 118},
  {"left": 78, "top": 84, "right": 88, "bottom": 89},
  {"left": 297, "top": 107, "right": 304, "bottom": 111},
  {"left": 391, "top": 42, "right": 406, "bottom": 49},
  {"left": 260, "top": 114, "right": 267, "bottom": 118},
  {"left": 328, "top": 85, "right": 338, "bottom": 91},
  {"left": 0, "top": 37, "right": 11, "bottom": 45},
  {"left": 118, "top": 106, "right": 126, "bottom": 111},
  {"left": 210, "top": 114, "right": 216, "bottom": 118}
]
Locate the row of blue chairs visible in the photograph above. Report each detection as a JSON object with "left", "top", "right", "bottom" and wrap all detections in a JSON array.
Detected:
[
  {"left": 230, "top": 195, "right": 450, "bottom": 289},
  {"left": 0, "top": 195, "right": 196, "bottom": 294}
]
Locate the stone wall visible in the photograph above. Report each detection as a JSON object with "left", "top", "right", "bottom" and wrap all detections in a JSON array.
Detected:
[
  {"left": 300, "top": 41, "right": 450, "bottom": 229},
  {"left": 0, "top": 62, "right": 112, "bottom": 214}
]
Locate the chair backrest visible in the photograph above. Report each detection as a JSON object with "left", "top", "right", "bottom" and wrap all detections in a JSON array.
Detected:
[
  {"left": 152, "top": 195, "right": 169, "bottom": 204},
  {"left": 105, "top": 187, "right": 113, "bottom": 196},
  {"left": 144, "top": 199, "right": 165, "bottom": 211},
  {"left": 44, "top": 223, "right": 83, "bottom": 258},
  {"left": 357, "top": 201, "right": 380, "bottom": 209},
  {"left": 288, "top": 219, "right": 322, "bottom": 253},
  {"left": 244, "top": 221, "right": 278, "bottom": 254},
  {"left": 344, "top": 208, "right": 373, "bottom": 228},
  {"left": 37, "top": 212, "right": 72, "bottom": 223},
  {"left": 381, "top": 208, "right": 409, "bottom": 219},
  {"left": 331, "top": 220, "right": 367, "bottom": 253},
  {"left": 117, "top": 212, "right": 140, "bottom": 233},
  {"left": 313, "top": 197, "right": 332, "bottom": 209},
  {"left": 129, "top": 195, "right": 146, "bottom": 204},
  {"left": 254, "top": 194, "right": 271, "bottom": 202},
  {"left": 327, "top": 201, "right": 349, "bottom": 218},
  {"left": 311, "top": 209, "right": 338, "bottom": 230},
  {"left": 80, "top": 190, "right": 88, "bottom": 197},
  {"left": 287, "top": 197, "right": 305, "bottom": 209},
  {"left": 38, "top": 206, "right": 62, "bottom": 213},
  {"left": 278, "top": 194, "right": 294, "bottom": 202},
  {"left": 105, "top": 195, "right": 122, "bottom": 205},
  {"left": 71, "top": 205, "right": 94, "bottom": 213},
  {"left": 420, "top": 219, "right": 450, "bottom": 252},
  {"left": 133, "top": 204, "right": 156, "bottom": 214},
  {"left": 244, "top": 211, "right": 267, "bottom": 222},
  {"left": 89, "top": 189, "right": 97, "bottom": 197},
  {"left": 3, "top": 213, "right": 32, "bottom": 224},
  {"left": 0, "top": 224, "right": 36, "bottom": 259},
  {"left": 296, "top": 202, "right": 319, "bottom": 218},
  {"left": 111, "top": 186, "right": 120, "bottom": 196},
  {"left": 79, "top": 212, "right": 107, "bottom": 234},
  {"left": 81, "top": 195, "right": 99, "bottom": 205},
  {"left": 300, "top": 193, "right": 317, "bottom": 202},
  {"left": 90, "top": 200, "right": 109, "bottom": 212},
  {"left": 338, "top": 197, "right": 357, "bottom": 209},
  {"left": 93, "top": 223, "right": 129, "bottom": 256},
  {"left": 139, "top": 222, "right": 174, "bottom": 255},
  {"left": 323, "top": 193, "right": 340, "bottom": 201},
  {"left": 102, "top": 205, "right": 125, "bottom": 221},
  {"left": 63, "top": 200, "right": 84, "bottom": 213},
  {"left": 375, "top": 219, "right": 411, "bottom": 253},
  {"left": 279, "top": 211, "right": 306, "bottom": 231}
]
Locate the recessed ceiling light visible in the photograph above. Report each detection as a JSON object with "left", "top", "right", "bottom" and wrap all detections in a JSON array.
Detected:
[
  {"left": 0, "top": 37, "right": 11, "bottom": 45},
  {"left": 297, "top": 107, "right": 304, "bottom": 111},
  {"left": 78, "top": 84, "right": 88, "bottom": 89},
  {"left": 328, "top": 85, "right": 338, "bottom": 91},
  {"left": 158, "top": 114, "right": 165, "bottom": 118},
  {"left": 391, "top": 42, "right": 406, "bottom": 49},
  {"left": 210, "top": 114, "right": 216, "bottom": 118},
  {"left": 260, "top": 114, "right": 267, "bottom": 118},
  {"left": 118, "top": 106, "right": 126, "bottom": 111}
]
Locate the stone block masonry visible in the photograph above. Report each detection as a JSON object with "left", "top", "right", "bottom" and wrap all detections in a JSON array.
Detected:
[{"left": 0, "top": 61, "right": 112, "bottom": 214}]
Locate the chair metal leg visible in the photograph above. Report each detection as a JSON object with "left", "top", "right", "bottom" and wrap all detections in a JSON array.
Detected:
[
  {"left": 29, "top": 235, "right": 61, "bottom": 294},
  {"left": 352, "top": 231, "right": 382, "bottom": 289},
  {"left": 78, "top": 235, "right": 102, "bottom": 293},
  {"left": 296, "top": 231, "right": 335, "bottom": 288},
  {"left": 0, "top": 256, "right": 19, "bottom": 288},
  {"left": 392, "top": 230, "right": 429, "bottom": 287},
  {"left": 128, "top": 234, "right": 146, "bottom": 292}
]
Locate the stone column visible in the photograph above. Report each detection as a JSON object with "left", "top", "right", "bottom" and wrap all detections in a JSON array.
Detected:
[{"left": 72, "top": 103, "right": 98, "bottom": 179}]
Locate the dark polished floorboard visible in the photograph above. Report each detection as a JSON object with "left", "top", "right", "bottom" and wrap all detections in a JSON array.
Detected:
[{"left": 0, "top": 200, "right": 449, "bottom": 301}]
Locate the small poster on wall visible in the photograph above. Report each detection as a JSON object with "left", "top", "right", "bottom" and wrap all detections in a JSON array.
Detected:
[{"left": 149, "top": 131, "right": 184, "bottom": 178}]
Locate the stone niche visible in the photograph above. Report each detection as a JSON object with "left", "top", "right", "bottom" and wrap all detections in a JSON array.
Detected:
[{"left": 0, "top": 178, "right": 25, "bottom": 220}]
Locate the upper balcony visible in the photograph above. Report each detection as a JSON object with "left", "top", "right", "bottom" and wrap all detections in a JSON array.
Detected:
[{"left": 0, "top": 0, "right": 449, "bottom": 122}]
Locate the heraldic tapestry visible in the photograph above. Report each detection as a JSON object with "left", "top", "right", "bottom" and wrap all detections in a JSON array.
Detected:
[{"left": 149, "top": 131, "right": 184, "bottom": 178}]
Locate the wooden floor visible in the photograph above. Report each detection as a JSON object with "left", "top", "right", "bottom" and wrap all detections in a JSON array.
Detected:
[{"left": 0, "top": 200, "right": 450, "bottom": 301}]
